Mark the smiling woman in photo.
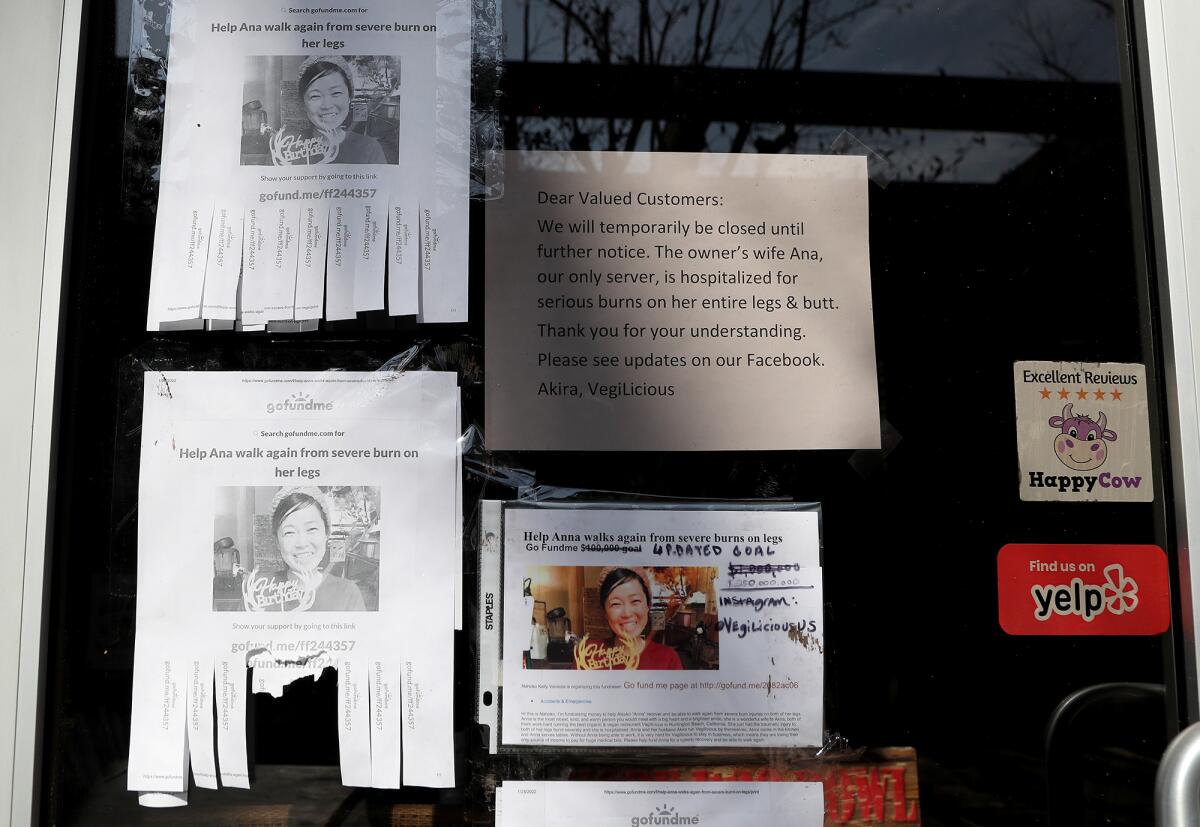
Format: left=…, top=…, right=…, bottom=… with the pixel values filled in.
left=270, top=487, right=366, bottom=611
left=292, top=55, right=387, bottom=165
left=573, top=567, right=682, bottom=670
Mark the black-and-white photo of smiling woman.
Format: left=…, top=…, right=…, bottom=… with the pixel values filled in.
left=294, top=55, right=387, bottom=165
left=241, top=54, right=397, bottom=166
left=266, top=487, right=366, bottom=611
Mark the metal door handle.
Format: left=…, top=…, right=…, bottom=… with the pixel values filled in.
left=1156, top=721, right=1200, bottom=825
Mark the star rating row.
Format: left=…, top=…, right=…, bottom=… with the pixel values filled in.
left=1039, top=387, right=1124, bottom=401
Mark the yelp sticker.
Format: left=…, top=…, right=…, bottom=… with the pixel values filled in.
left=998, top=544, right=1169, bottom=635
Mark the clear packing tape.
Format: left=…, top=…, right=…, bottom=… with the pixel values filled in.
left=124, top=343, right=474, bottom=805
left=127, top=0, right=502, bottom=330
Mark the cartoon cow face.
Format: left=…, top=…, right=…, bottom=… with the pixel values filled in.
left=1048, top=403, right=1117, bottom=471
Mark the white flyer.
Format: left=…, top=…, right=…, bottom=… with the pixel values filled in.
left=146, top=0, right=469, bottom=329
left=491, top=506, right=824, bottom=750
left=496, top=781, right=824, bottom=827
left=129, top=370, right=459, bottom=800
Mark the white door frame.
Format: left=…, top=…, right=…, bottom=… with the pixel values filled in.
left=1139, top=0, right=1200, bottom=723
left=0, top=0, right=82, bottom=823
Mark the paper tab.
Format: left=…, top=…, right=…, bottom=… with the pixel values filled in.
left=262, top=204, right=301, bottom=321
left=369, top=658, right=403, bottom=788
left=354, top=200, right=387, bottom=312
left=201, top=205, right=243, bottom=321
left=388, top=198, right=418, bottom=315
left=187, top=658, right=218, bottom=789
left=127, top=655, right=188, bottom=792
left=338, top=656, right=373, bottom=787
left=295, top=203, right=329, bottom=320
left=216, top=657, right=250, bottom=789
left=327, top=202, right=360, bottom=321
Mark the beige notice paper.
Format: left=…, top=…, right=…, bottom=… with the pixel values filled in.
left=485, top=150, right=880, bottom=451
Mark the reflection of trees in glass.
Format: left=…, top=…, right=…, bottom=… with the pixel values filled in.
left=995, top=0, right=1114, bottom=82
left=513, top=0, right=901, bottom=153
left=123, top=0, right=174, bottom=218
left=516, top=0, right=894, bottom=68
left=510, top=0, right=1118, bottom=182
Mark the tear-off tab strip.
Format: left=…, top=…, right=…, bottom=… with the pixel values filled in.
left=295, top=202, right=329, bottom=320
left=387, top=197, right=418, bottom=315
left=127, top=655, right=188, bottom=793
left=369, top=658, right=403, bottom=788
left=240, top=205, right=269, bottom=327
left=215, top=656, right=250, bottom=789
left=338, top=655, right=373, bottom=787
left=354, top=199, right=387, bottom=312
left=263, top=203, right=302, bottom=321
left=151, top=200, right=215, bottom=325
left=200, top=204, right=242, bottom=321
left=187, top=657, right=218, bottom=789
left=326, top=202, right=360, bottom=321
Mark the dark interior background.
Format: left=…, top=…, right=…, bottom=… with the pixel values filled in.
left=37, top=0, right=1179, bottom=824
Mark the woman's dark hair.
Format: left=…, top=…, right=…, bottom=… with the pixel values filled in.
left=298, top=60, right=353, bottom=105
left=598, top=568, right=651, bottom=608
left=271, top=492, right=330, bottom=537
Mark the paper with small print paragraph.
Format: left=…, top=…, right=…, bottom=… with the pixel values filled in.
left=495, top=505, right=823, bottom=750
left=485, top=150, right=879, bottom=451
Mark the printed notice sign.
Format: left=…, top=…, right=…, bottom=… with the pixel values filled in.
left=485, top=151, right=880, bottom=451
left=1014, top=361, right=1153, bottom=502
left=997, top=544, right=1170, bottom=635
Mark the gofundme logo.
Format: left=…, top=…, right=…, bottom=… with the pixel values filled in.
left=631, top=806, right=700, bottom=826
left=266, top=392, right=334, bottom=414
left=1032, top=564, right=1139, bottom=622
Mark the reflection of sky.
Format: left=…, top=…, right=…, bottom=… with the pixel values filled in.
left=806, top=0, right=1118, bottom=80
left=505, top=0, right=1119, bottom=82
left=506, top=0, right=1123, bottom=180
left=518, top=118, right=1044, bottom=182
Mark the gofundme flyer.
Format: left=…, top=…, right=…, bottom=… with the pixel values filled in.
left=147, top=0, right=469, bottom=330
left=496, top=781, right=823, bottom=827
left=128, top=371, right=459, bottom=800
left=490, top=506, right=823, bottom=749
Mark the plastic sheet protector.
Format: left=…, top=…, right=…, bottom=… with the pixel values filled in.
left=496, top=781, right=824, bottom=826
left=146, top=0, right=469, bottom=330
left=128, top=370, right=460, bottom=802
left=479, top=504, right=824, bottom=751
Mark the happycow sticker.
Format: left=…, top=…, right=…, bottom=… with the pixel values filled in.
left=1014, top=361, right=1153, bottom=502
